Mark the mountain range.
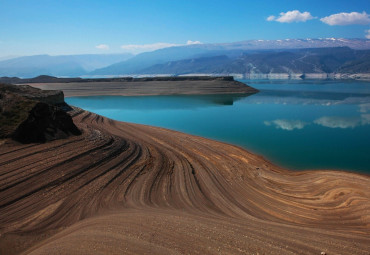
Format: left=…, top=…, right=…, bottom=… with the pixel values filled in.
left=1, top=38, right=369, bottom=78
left=138, top=47, right=370, bottom=76
left=0, top=53, right=132, bottom=78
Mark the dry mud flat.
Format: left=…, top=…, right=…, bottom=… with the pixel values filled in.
left=26, top=79, right=258, bottom=97
left=0, top=109, right=370, bottom=254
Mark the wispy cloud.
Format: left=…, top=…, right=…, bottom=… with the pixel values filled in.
left=120, top=40, right=202, bottom=54
left=264, top=119, right=308, bottom=131
left=365, top=29, right=370, bottom=39
left=95, top=44, right=110, bottom=50
left=267, top=10, right=314, bottom=23
left=320, top=11, right=370, bottom=25
left=186, top=40, right=202, bottom=45
left=120, top=42, right=178, bottom=52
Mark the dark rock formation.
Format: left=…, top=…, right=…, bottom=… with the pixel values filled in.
left=12, top=102, right=81, bottom=143
left=0, top=83, right=65, bottom=104
left=0, top=83, right=80, bottom=143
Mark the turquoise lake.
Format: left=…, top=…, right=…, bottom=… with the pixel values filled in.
left=66, top=80, right=370, bottom=173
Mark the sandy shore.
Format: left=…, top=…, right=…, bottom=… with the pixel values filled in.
left=25, top=80, right=258, bottom=97
left=0, top=107, right=369, bottom=254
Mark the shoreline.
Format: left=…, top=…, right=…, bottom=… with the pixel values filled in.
left=33, top=80, right=370, bottom=174
left=119, top=116, right=370, bottom=177
left=25, top=79, right=258, bottom=97
left=1, top=107, right=369, bottom=254
left=71, top=110, right=370, bottom=176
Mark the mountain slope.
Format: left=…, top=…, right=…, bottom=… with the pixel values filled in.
left=92, top=38, right=370, bottom=76
left=0, top=54, right=133, bottom=78
left=91, top=46, right=211, bottom=75
left=1, top=39, right=369, bottom=77
left=138, top=47, right=370, bottom=75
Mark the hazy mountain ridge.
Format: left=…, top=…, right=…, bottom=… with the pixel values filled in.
left=0, top=53, right=133, bottom=78
left=90, top=46, right=211, bottom=75
left=202, top=38, right=370, bottom=50
left=91, top=38, right=370, bottom=76
left=137, top=47, right=370, bottom=76
left=0, top=39, right=369, bottom=78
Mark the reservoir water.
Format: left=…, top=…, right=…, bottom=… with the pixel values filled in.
left=66, top=80, right=370, bottom=173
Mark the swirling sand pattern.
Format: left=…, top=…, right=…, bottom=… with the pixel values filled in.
left=0, top=108, right=369, bottom=254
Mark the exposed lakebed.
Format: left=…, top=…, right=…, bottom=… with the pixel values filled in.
left=66, top=80, right=370, bottom=173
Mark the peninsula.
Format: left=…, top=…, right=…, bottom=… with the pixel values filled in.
left=0, top=82, right=369, bottom=255
left=1, top=75, right=259, bottom=97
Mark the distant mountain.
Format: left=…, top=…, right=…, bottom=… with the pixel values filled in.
left=138, top=55, right=232, bottom=75
left=0, top=53, right=133, bottom=78
left=336, top=50, right=370, bottom=73
left=197, top=38, right=370, bottom=51
left=1, top=39, right=369, bottom=78
left=0, top=55, right=20, bottom=61
left=91, top=46, right=211, bottom=75
left=91, top=38, right=370, bottom=76
left=138, top=47, right=370, bottom=76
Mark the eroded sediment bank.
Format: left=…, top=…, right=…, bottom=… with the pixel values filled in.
left=20, top=76, right=258, bottom=97
left=0, top=107, right=369, bottom=254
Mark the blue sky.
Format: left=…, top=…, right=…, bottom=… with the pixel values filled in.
left=0, top=0, right=369, bottom=57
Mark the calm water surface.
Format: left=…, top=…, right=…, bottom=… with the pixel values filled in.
left=66, top=80, right=370, bottom=173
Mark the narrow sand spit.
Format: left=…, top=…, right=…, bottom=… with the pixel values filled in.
left=0, top=108, right=369, bottom=254
left=25, top=79, right=258, bottom=97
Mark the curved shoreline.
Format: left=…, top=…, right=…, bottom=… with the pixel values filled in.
left=1, top=107, right=369, bottom=254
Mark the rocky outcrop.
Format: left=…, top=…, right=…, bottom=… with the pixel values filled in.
left=0, top=83, right=80, bottom=143
left=12, top=102, right=81, bottom=143
left=0, top=83, right=65, bottom=104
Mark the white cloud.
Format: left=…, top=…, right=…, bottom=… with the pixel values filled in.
left=320, top=11, right=370, bottom=26
left=120, top=42, right=178, bottom=52
left=267, top=10, right=314, bottom=23
left=120, top=40, right=202, bottom=54
left=264, top=119, right=308, bottom=131
left=365, top=29, right=370, bottom=39
left=187, top=40, right=202, bottom=45
left=96, top=44, right=110, bottom=50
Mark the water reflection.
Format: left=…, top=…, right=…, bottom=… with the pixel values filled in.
left=245, top=90, right=370, bottom=106
left=264, top=119, right=308, bottom=131
left=68, top=93, right=252, bottom=110
left=359, top=103, right=370, bottom=113
left=66, top=81, right=370, bottom=172
left=314, top=116, right=360, bottom=129
left=314, top=114, right=370, bottom=129
left=265, top=115, right=370, bottom=131
left=242, top=79, right=370, bottom=107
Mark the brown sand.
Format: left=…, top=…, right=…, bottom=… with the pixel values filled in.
left=0, top=108, right=370, bottom=254
left=25, top=80, right=258, bottom=97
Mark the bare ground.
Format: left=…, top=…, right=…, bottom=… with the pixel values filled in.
left=25, top=80, right=258, bottom=97
left=0, top=108, right=369, bottom=254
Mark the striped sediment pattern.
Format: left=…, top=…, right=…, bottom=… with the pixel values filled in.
left=0, top=108, right=369, bottom=254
